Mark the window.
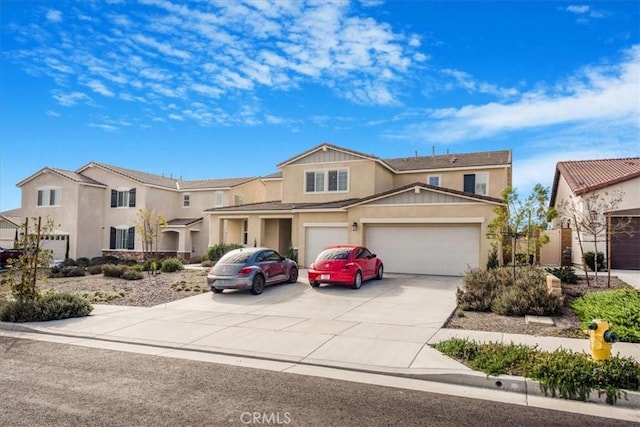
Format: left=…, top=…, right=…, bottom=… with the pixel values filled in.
left=109, top=226, right=135, bottom=250
left=242, top=220, right=248, bottom=245
left=355, top=248, right=372, bottom=259
left=214, top=191, right=224, bottom=207
left=37, top=187, right=61, bottom=206
left=183, top=193, right=190, bottom=207
left=110, top=188, right=136, bottom=208
left=234, top=194, right=244, bottom=206
left=305, top=169, right=348, bottom=193
left=427, top=175, right=440, bottom=187
left=463, top=173, right=488, bottom=196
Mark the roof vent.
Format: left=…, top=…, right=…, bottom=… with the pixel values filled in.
left=449, top=155, right=457, bottom=164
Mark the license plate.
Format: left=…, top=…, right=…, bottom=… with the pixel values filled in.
left=320, top=274, right=330, bottom=280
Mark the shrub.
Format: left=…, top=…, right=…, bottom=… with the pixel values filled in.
left=206, top=243, right=243, bottom=262
left=492, top=267, right=562, bottom=316
left=90, top=256, right=120, bottom=266
left=62, top=258, right=77, bottom=267
left=87, top=265, right=103, bottom=275
left=434, top=338, right=640, bottom=405
left=486, top=248, right=499, bottom=270
left=76, top=257, right=91, bottom=269
left=572, top=288, right=640, bottom=343
left=48, top=266, right=86, bottom=278
left=456, top=268, right=506, bottom=312
left=189, top=256, right=203, bottom=264
left=0, top=292, right=93, bottom=322
left=131, top=264, right=144, bottom=272
left=545, top=266, right=578, bottom=284
left=161, top=257, right=184, bottom=272
left=285, top=247, right=298, bottom=264
left=121, top=268, right=143, bottom=280
left=584, top=251, right=605, bottom=272
left=77, top=290, right=122, bottom=304
left=102, top=264, right=126, bottom=278
left=201, top=260, right=214, bottom=268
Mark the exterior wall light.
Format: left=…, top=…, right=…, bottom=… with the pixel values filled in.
left=352, top=222, right=358, bottom=231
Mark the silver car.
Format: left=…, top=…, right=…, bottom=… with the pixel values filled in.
left=207, top=247, right=299, bottom=295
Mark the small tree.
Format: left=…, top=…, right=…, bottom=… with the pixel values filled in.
left=558, top=189, right=632, bottom=287
left=1, top=217, right=54, bottom=302
left=134, top=208, right=167, bottom=260
left=487, top=185, right=556, bottom=273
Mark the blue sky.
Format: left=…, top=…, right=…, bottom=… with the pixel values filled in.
left=1, top=0, right=638, bottom=211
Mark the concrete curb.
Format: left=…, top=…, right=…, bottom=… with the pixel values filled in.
left=2, top=320, right=638, bottom=410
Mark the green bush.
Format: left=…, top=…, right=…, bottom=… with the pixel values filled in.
left=189, top=256, right=203, bottom=264
left=434, top=338, right=640, bottom=405
left=206, top=243, right=243, bottom=262
left=0, top=292, right=93, bottom=322
left=486, top=248, right=499, bottom=270
left=584, top=251, right=605, bottom=271
left=572, top=288, right=640, bottom=343
left=201, top=260, right=214, bottom=268
left=102, top=264, right=126, bottom=278
left=121, top=268, right=143, bottom=280
left=161, top=257, right=184, bottom=272
left=90, top=256, right=120, bottom=266
left=62, top=258, right=77, bottom=267
left=456, top=268, right=507, bottom=312
left=76, top=257, right=91, bottom=269
left=77, top=290, right=122, bottom=304
left=49, top=266, right=86, bottom=278
left=87, top=265, right=103, bottom=275
left=545, top=266, right=578, bottom=284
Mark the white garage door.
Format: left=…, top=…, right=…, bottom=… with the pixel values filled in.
left=40, top=235, right=68, bottom=261
left=305, top=226, right=348, bottom=267
left=365, top=225, right=480, bottom=276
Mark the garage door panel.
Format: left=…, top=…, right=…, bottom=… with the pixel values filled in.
left=305, top=227, right=348, bottom=268
left=366, top=225, right=479, bottom=276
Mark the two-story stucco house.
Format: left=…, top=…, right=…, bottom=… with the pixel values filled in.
left=17, top=163, right=265, bottom=261
left=206, top=143, right=511, bottom=275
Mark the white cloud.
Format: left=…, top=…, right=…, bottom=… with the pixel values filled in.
left=86, top=80, right=114, bottom=97
left=52, top=91, right=91, bottom=106
left=46, top=110, right=60, bottom=117
left=87, top=123, right=117, bottom=131
left=46, top=10, right=63, bottom=23
left=566, top=5, right=589, bottom=14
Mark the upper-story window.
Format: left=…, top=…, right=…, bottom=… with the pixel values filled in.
left=427, top=175, right=440, bottom=187
left=110, top=188, right=136, bottom=208
left=109, top=226, right=135, bottom=250
left=214, top=191, right=224, bottom=207
left=305, top=169, right=348, bottom=193
left=183, top=193, right=190, bottom=207
left=37, top=187, right=61, bottom=207
left=463, top=173, right=488, bottom=196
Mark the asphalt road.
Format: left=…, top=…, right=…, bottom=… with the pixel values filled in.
left=0, top=336, right=633, bottom=427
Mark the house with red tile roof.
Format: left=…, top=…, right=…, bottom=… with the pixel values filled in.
left=550, top=158, right=640, bottom=270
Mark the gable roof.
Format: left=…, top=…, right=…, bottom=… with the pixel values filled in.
left=277, top=142, right=382, bottom=168
left=550, top=158, right=640, bottom=205
left=77, top=162, right=259, bottom=191
left=17, top=167, right=106, bottom=188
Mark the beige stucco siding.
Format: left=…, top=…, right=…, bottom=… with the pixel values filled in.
left=230, top=179, right=266, bottom=205
left=281, top=160, right=379, bottom=203
left=264, top=179, right=283, bottom=201
left=393, top=167, right=510, bottom=199
left=75, top=185, right=105, bottom=258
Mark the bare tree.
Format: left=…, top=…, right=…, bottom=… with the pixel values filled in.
left=134, top=208, right=167, bottom=261
left=557, top=190, right=633, bottom=287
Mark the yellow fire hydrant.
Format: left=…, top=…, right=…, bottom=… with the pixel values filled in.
left=585, top=319, right=618, bottom=361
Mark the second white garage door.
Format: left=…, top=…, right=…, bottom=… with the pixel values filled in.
left=305, top=226, right=348, bottom=267
left=365, top=225, right=480, bottom=276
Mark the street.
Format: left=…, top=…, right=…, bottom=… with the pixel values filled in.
left=0, top=336, right=634, bottom=427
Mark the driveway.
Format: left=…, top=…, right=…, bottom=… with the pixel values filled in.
left=4, top=271, right=466, bottom=372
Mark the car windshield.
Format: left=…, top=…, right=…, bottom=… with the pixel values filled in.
left=316, top=249, right=351, bottom=261
left=220, top=252, right=252, bottom=264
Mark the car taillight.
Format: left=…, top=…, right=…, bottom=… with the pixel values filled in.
left=208, top=267, right=215, bottom=274
left=342, top=263, right=355, bottom=270
left=309, top=263, right=315, bottom=269
left=238, top=267, right=253, bottom=275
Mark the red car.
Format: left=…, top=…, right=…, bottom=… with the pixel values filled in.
left=307, top=245, right=383, bottom=289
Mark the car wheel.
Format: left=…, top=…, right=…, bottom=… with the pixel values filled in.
left=376, top=264, right=384, bottom=280
left=212, top=288, right=223, bottom=294
left=310, top=281, right=320, bottom=288
left=352, top=271, right=362, bottom=289
left=250, top=274, right=265, bottom=295
left=288, top=267, right=299, bottom=283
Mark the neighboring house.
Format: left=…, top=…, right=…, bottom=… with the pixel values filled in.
left=0, top=209, right=21, bottom=249
left=17, top=163, right=264, bottom=261
left=549, top=158, right=640, bottom=270
left=206, top=143, right=511, bottom=275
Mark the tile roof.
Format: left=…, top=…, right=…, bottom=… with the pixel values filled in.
left=551, top=158, right=640, bottom=205
left=277, top=142, right=381, bottom=167
left=166, top=218, right=203, bottom=226
left=49, top=168, right=106, bottom=186
left=384, top=150, right=511, bottom=171
left=180, top=177, right=258, bottom=190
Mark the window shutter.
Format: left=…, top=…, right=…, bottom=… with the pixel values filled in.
left=109, top=227, right=116, bottom=249
left=111, top=190, right=117, bottom=207
left=127, top=227, right=135, bottom=250
left=129, top=188, right=136, bottom=207
left=37, top=190, right=44, bottom=206
left=305, top=172, right=315, bottom=192
left=463, top=174, right=475, bottom=193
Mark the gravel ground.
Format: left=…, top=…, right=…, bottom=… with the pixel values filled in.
left=0, top=268, right=210, bottom=307
left=445, top=275, right=633, bottom=337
